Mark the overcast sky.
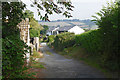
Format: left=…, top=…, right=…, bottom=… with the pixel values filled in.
left=21, top=0, right=115, bottom=21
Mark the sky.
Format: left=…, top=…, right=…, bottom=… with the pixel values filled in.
left=21, top=0, right=115, bottom=21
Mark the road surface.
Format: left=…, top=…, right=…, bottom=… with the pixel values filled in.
left=37, top=42, right=105, bottom=78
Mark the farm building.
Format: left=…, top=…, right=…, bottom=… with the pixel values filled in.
left=47, top=25, right=85, bottom=35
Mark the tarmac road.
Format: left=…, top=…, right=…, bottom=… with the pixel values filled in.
left=38, top=42, right=105, bottom=78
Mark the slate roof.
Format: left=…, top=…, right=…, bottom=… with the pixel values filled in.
left=48, top=26, right=58, bottom=31
left=57, top=26, right=74, bottom=31
left=47, top=26, right=76, bottom=32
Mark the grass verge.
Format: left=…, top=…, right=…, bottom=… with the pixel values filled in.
left=31, top=61, right=45, bottom=69
left=45, top=50, right=53, bottom=56
left=30, top=55, right=45, bottom=69
left=32, top=49, right=44, bottom=58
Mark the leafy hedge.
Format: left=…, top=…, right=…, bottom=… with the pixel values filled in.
left=48, top=35, right=55, bottom=44
left=2, top=34, right=30, bottom=78
left=30, top=29, right=39, bottom=38
left=51, top=29, right=119, bottom=71
left=52, top=32, right=75, bottom=51
left=2, top=2, right=32, bottom=78
left=76, top=29, right=119, bottom=71
left=92, top=1, right=120, bottom=71
left=50, top=1, right=119, bottom=72
left=75, top=29, right=103, bottom=55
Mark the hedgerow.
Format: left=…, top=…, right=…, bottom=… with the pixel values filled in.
left=2, top=33, right=30, bottom=78
left=75, top=29, right=103, bottom=55
left=51, top=1, right=120, bottom=72
left=52, top=32, right=75, bottom=51
left=48, top=35, right=55, bottom=44
left=2, top=2, right=31, bottom=78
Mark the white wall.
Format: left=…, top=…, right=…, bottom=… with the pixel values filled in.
left=47, top=31, right=52, bottom=36
left=34, top=37, right=39, bottom=51
left=68, top=26, right=85, bottom=35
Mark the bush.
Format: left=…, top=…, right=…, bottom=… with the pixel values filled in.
left=30, top=29, right=39, bottom=38
left=53, top=32, right=75, bottom=51
left=75, top=28, right=119, bottom=71
left=75, top=29, right=103, bottom=55
left=48, top=35, right=55, bottom=44
left=2, top=34, right=30, bottom=78
left=50, top=1, right=120, bottom=72
left=92, top=1, right=120, bottom=71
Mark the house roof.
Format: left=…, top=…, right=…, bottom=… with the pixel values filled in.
left=57, top=26, right=74, bottom=31
left=48, top=26, right=58, bottom=31
left=48, top=25, right=86, bottom=32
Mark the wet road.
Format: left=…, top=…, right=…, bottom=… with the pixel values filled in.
left=38, top=42, right=105, bottom=78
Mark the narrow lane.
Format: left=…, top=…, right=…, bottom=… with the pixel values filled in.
left=38, top=42, right=105, bottom=78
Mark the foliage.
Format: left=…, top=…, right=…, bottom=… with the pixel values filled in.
left=48, top=35, right=55, bottom=44
left=2, top=34, right=30, bottom=78
left=30, top=17, right=43, bottom=30
left=30, top=0, right=74, bottom=21
left=42, top=36, right=48, bottom=42
left=30, top=59, right=45, bottom=69
left=30, top=29, right=39, bottom=37
left=75, top=30, right=103, bottom=55
left=2, top=0, right=74, bottom=78
left=32, top=48, right=43, bottom=58
left=31, top=62, right=45, bottom=68
left=92, top=1, right=120, bottom=71
left=23, top=10, right=43, bottom=38
left=40, top=25, right=48, bottom=35
left=2, top=2, right=31, bottom=78
left=45, top=50, right=53, bottom=55
left=50, top=1, right=119, bottom=73
left=23, top=10, right=34, bottom=19
left=52, top=32, right=75, bottom=51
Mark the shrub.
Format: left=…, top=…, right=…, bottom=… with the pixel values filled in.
left=53, top=32, right=75, bottom=51
left=2, top=34, right=30, bottom=78
left=75, top=29, right=103, bottom=55
left=48, top=35, right=55, bottom=44
left=92, top=1, right=120, bottom=71
left=30, top=29, right=39, bottom=38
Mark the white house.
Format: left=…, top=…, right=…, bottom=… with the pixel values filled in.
left=47, top=25, right=85, bottom=36
left=46, top=26, right=59, bottom=36
left=57, top=25, right=85, bottom=35
left=68, top=26, right=85, bottom=35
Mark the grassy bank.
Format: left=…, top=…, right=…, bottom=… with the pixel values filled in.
left=28, top=48, right=45, bottom=78
left=31, top=48, right=44, bottom=58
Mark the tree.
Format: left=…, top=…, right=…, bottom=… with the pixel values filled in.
left=92, top=1, right=120, bottom=71
left=23, top=10, right=34, bottom=19
left=30, top=29, right=39, bottom=37
left=23, top=10, right=43, bottom=37
left=2, top=0, right=74, bottom=78
left=29, top=0, right=74, bottom=21
left=40, top=25, right=49, bottom=35
left=2, top=2, right=29, bottom=78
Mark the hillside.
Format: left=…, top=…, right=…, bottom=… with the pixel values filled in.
left=38, top=19, right=98, bottom=30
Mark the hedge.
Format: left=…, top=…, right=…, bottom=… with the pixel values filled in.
left=52, top=32, right=75, bottom=51
left=75, top=29, right=103, bottom=55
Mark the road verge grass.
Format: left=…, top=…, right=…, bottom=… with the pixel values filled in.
left=45, top=50, right=53, bottom=56
left=31, top=48, right=44, bottom=58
